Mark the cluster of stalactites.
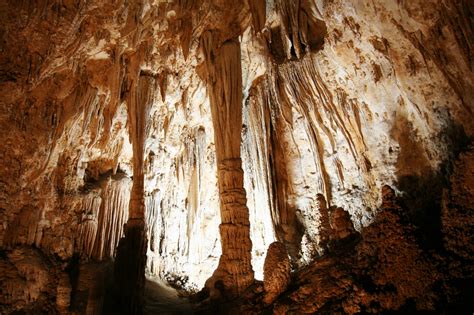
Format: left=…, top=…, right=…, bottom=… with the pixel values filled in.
left=75, top=176, right=132, bottom=261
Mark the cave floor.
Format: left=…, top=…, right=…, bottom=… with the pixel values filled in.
left=144, top=277, right=193, bottom=315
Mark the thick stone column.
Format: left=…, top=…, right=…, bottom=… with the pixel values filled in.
left=202, top=33, right=254, bottom=296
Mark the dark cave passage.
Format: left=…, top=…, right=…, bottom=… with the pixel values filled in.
left=144, top=277, right=193, bottom=315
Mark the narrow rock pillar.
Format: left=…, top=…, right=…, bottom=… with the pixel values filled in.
left=202, top=33, right=254, bottom=296
left=114, top=61, right=152, bottom=314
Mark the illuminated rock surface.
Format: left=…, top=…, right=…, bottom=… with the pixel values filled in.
left=0, top=0, right=472, bottom=314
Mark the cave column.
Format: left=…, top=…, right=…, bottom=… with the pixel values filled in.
left=114, top=50, right=151, bottom=315
left=202, top=33, right=254, bottom=295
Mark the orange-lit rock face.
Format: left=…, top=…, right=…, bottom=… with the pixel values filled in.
left=263, top=241, right=291, bottom=305
left=0, top=0, right=473, bottom=313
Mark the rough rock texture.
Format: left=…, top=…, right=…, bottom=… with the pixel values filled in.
left=262, top=241, right=291, bottom=305
left=0, top=247, right=57, bottom=314
left=315, top=194, right=331, bottom=255
left=438, top=145, right=474, bottom=310
left=0, top=0, right=473, bottom=313
left=329, top=206, right=357, bottom=244
left=197, top=179, right=472, bottom=314
left=70, top=261, right=113, bottom=315
left=442, top=146, right=474, bottom=263
left=201, top=36, right=254, bottom=296
left=235, top=186, right=439, bottom=314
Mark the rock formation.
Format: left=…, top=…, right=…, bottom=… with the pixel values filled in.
left=315, top=193, right=331, bottom=254
left=114, top=54, right=153, bottom=315
left=0, top=0, right=473, bottom=314
left=262, top=242, right=291, bottom=305
left=269, top=186, right=437, bottom=314
left=329, top=206, right=357, bottom=243
left=201, top=35, right=254, bottom=296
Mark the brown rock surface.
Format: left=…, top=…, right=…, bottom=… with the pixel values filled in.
left=329, top=206, right=356, bottom=243
left=270, top=186, right=437, bottom=314
left=263, top=241, right=291, bottom=305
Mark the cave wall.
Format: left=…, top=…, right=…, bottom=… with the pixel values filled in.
left=0, top=0, right=472, bottom=312
left=240, top=0, right=473, bottom=265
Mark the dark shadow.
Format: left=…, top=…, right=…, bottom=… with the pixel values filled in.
left=266, top=13, right=327, bottom=64
left=392, top=114, right=471, bottom=251
left=143, top=278, right=193, bottom=315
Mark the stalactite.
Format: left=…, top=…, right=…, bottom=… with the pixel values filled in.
left=89, top=175, right=132, bottom=261
left=275, top=0, right=303, bottom=59
left=74, top=172, right=133, bottom=263
left=269, top=0, right=326, bottom=62
left=144, top=120, right=221, bottom=289
left=242, top=81, right=277, bottom=278
left=1, top=0, right=473, bottom=313
left=201, top=32, right=254, bottom=296
left=145, top=190, right=164, bottom=281
left=249, top=0, right=266, bottom=32
left=4, top=206, right=42, bottom=249
left=177, top=0, right=197, bottom=60
left=76, top=194, right=101, bottom=258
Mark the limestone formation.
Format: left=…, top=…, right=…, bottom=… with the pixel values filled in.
left=263, top=242, right=291, bottom=305
left=115, top=219, right=148, bottom=315
left=269, top=186, right=436, bottom=314
left=442, top=147, right=474, bottom=262
left=56, top=273, right=72, bottom=314
left=440, top=146, right=474, bottom=306
left=201, top=36, right=254, bottom=295
left=329, top=207, right=357, bottom=242
left=316, top=193, right=331, bottom=254
left=74, top=176, right=132, bottom=261
left=77, top=212, right=98, bottom=259
left=114, top=60, right=154, bottom=314
left=0, top=0, right=473, bottom=313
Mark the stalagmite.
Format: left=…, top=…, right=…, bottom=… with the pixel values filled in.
left=316, top=193, right=331, bottom=254
left=329, top=207, right=356, bottom=243
left=201, top=34, right=254, bottom=296
left=263, top=241, right=291, bottom=305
